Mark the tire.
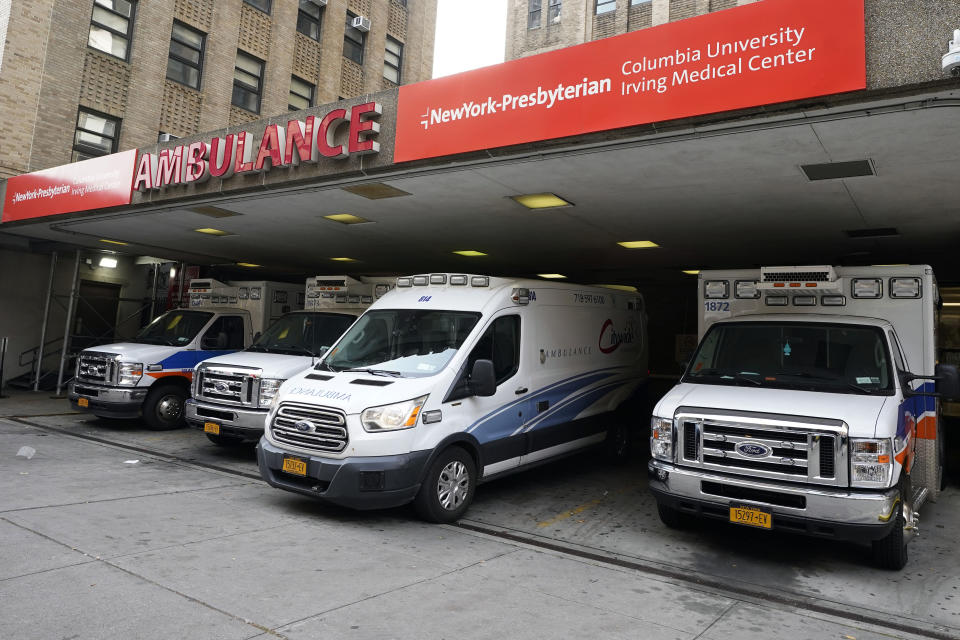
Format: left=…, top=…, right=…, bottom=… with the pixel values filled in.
left=206, top=433, right=244, bottom=447
left=605, top=419, right=634, bottom=463
left=142, top=384, right=187, bottom=431
left=413, top=446, right=476, bottom=524
left=872, top=477, right=910, bottom=571
left=656, top=501, right=694, bottom=530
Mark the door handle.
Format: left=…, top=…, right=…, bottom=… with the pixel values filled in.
left=515, top=387, right=528, bottom=395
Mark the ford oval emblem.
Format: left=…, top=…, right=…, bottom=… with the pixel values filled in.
left=294, top=420, right=314, bottom=433
left=735, top=442, right=772, bottom=458
left=214, top=381, right=228, bottom=393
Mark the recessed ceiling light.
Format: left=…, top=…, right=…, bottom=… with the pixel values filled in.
left=324, top=214, right=371, bottom=225
left=537, top=273, right=566, bottom=279
left=99, top=239, right=127, bottom=246
left=510, top=193, right=573, bottom=209
left=330, top=257, right=358, bottom=262
left=598, top=284, right=638, bottom=292
left=236, top=262, right=260, bottom=268
left=682, top=270, right=701, bottom=275
left=194, top=228, right=233, bottom=236
left=453, top=250, right=487, bottom=257
left=618, top=240, right=659, bottom=249
left=341, top=183, right=411, bottom=199
left=99, top=257, right=118, bottom=268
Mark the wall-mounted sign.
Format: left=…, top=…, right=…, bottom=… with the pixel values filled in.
left=1, top=150, right=138, bottom=223
left=134, top=102, right=382, bottom=191
left=394, top=0, right=865, bottom=162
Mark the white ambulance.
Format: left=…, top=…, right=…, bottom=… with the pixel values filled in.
left=257, top=274, right=648, bottom=522
left=649, top=265, right=959, bottom=570
left=186, top=276, right=393, bottom=445
left=68, top=278, right=301, bottom=430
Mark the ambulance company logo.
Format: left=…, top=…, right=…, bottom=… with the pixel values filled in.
left=598, top=319, right=636, bottom=354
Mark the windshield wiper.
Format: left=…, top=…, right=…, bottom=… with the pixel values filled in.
left=344, top=367, right=404, bottom=377
left=246, top=345, right=269, bottom=352
left=691, top=368, right=762, bottom=386
left=773, top=372, right=879, bottom=395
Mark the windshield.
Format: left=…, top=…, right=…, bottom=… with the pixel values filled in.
left=134, top=310, right=213, bottom=346
left=249, top=313, right=355, bottom=356
left=684, top=322, right=894, bottom=395
left=322, top=309, right=481, bottom=377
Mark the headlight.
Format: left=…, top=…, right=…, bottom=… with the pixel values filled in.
left=850, top=438, right=893, bottom=487
left=118, top=362, right=143, bottom=386
left=258, top=378, right=285, bottom=408
left=361, top=396, right=428, bottom=432
left=650, top=416, right=674, bottom=462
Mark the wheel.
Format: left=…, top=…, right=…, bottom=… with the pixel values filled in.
left=872, top=477, right=910, bottom=571
left=413, top=446, right=476, bottom=523
left=605, top=419, right=634, bottom=463
left=656, top=501, right=694, bottom=530
left=142, top=384, right=187, bottom=430
left=206, top=433, right=244, bottom=446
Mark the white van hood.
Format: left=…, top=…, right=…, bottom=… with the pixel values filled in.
left=655, top=383, right=889, bottom=439
left=278, top=367, right=441, bottom=415
left=84, top=343, right=178, bottom=364
left=200, top=350, right=314, bottom=380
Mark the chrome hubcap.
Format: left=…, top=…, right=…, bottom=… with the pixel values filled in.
left=157, top=395, right=183, bottom=421
left=437, top=460, right=469, bottom=510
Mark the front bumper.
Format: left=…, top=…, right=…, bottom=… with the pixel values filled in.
left=68, top=381, right=147, bottom=419
left=257, top=438, right=430, bottom=510
left=648, top=460, right=899, bottom=541
left=185, top=399, right=267, bottom=440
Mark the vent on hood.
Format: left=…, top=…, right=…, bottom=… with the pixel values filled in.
left=305, top=374, right=333, bottom=381
left=350, top=379, right=394, bottom=386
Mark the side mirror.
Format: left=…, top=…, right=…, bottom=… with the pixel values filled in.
left=318, top=346, right=330, bottom=356
left=469, top=359, right=497, bottom=397
left=936, top=363, right=960, bottom=401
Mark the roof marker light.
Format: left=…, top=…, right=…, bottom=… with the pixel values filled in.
left=396, top=277, right=413, bottom=287
left=449, top=275, right=468, bottom=286
left=412, top=275, right=429, bottom=286
left=471, top=276, right=490, bottom=287
left=735, top=281, right=760, bottom=299
left=765, top=295, right=788, bottom=306
left=822, top=295, right=846, bottom=306
left=430, top=274, right=447, bottom=285
left=793, top=295, right=817, bottom=306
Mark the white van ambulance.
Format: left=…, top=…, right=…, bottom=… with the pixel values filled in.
left=257, top=274, right=648, bottom=522
left=68, top=278, right=301, bottom=430
left=649, top=265, right=959, bottom=569
left=186, top=276, right=393, bottom=445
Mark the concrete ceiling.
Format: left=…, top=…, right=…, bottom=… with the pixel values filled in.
left=5, top=88, right=960, bottom=285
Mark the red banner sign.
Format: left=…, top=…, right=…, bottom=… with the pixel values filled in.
left=395, top=0, right=865, bottom=162
left=2, top=150, right=138, bottom=223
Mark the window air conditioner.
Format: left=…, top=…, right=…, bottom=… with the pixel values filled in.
left=158, top=133, right=179, bottom=143
left=308, top=0, right=327, bottom=5
left=351, top=16, right=371, bottom=32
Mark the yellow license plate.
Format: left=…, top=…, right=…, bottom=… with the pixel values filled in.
left=282, top=457, right=307, bottom=476
left=78, top=397, right=89, bottom=408
left=729, top=504, right=772, bottom=529
left=204, top=422, right=220, bottom=435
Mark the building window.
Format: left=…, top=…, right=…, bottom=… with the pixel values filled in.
left=232, top=51, right=264, bottom=113
left=527, top=0, right=541, bottom=29
left=289, top=76, right=315, bottom=111
left=343, top=12, right=365, bottom=64
left=87, top=0, right=135, bottom=60
left=630, top=0, right=651, bottom=4
left=548, top=0, right=562, bottom=23
left=596, top=0, right=616, bottom=14
left=166, top=21, right=204, bottom=89
left=73, top=109, right=120, bottom=162
left=297, top=0, right=323, bottom=41
left=384, top=36, right=403, bottom=84
left=243, top=0, right=271, bottom=14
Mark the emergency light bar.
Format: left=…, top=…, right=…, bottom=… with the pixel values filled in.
left=757, top=266, right=840, bottom=292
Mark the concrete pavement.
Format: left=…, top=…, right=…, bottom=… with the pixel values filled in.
left=0, top=392, right=953, bottom=639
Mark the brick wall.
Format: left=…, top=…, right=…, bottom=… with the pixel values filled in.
left=0, top=0, right=436, bottom=176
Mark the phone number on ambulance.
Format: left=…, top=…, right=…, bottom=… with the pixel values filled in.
left=573, top=294, right=606, bottom=304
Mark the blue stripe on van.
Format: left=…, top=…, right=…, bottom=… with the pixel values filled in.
left=524, top=379, right=637, bottom=433
left=158, top=350, right=237, bottom=371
